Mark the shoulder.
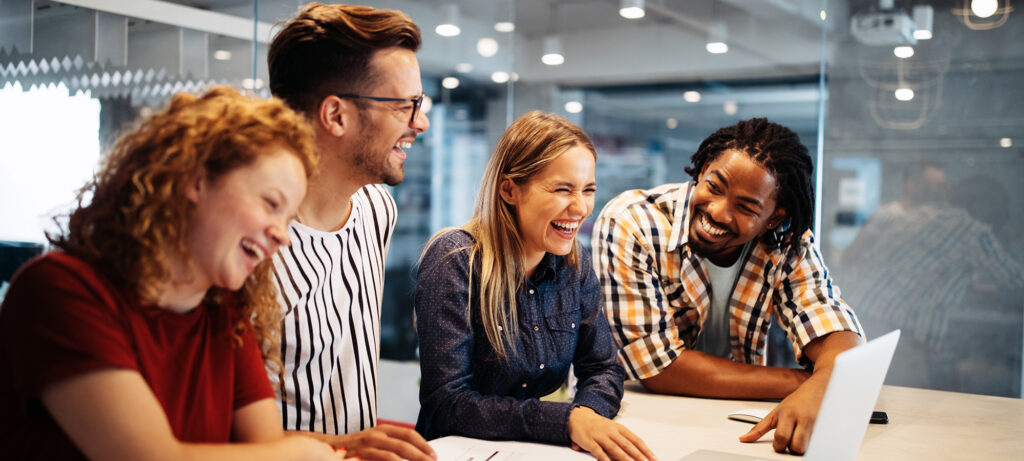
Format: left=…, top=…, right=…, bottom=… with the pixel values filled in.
left=423, top=229, right=474, bottom=261
left=357, top=184, right=397, bottom=209
left=597, top=183, right=686, bottom=225
left=9, top=252, right=111, bottom=295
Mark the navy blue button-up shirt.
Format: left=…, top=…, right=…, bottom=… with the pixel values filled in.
left=415, top=230, right=625, bottom=444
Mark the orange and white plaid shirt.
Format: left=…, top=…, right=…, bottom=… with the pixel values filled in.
left=592, top=182, right=863, bottom=380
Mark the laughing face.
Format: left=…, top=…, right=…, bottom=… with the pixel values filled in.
left=502, top=144, right=597, bottom=273
left=348, top=47, right=429, bottom=186
left=186, top=145, right=307, bottom=291
left=688, top=149, right=786, bottom=266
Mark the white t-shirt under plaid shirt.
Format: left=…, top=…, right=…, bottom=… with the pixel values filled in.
left=592, top=181, right=863, bottom=380
left=269, top=184, right=395, bottom=434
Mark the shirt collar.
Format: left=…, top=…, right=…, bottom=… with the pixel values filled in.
left=529, top=251, right=561, bottom=283
left=668, top=181, right=696, bottom=253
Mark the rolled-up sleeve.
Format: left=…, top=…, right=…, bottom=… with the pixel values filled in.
left=592, top=208, right=684, bottom=381
left=415, top=232, right=573, bottom=443
left=773, top=231, right=864, bottom=366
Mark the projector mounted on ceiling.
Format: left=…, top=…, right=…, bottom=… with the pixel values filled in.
left=851, top=9, right=918, bottom=46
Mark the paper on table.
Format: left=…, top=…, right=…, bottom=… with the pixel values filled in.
left=429, top=435, right=595, bottom=461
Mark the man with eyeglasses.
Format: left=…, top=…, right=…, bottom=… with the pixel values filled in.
left=266, top=3, right=434, bottom=461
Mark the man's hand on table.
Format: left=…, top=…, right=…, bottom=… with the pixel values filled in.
left=737, top=375, right=826, bottom=454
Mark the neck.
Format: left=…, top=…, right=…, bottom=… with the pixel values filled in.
left=300, top=136, right=366, bottom=232
left=152, top=249, right=208, bottom=313
left=523, top=250, right=545, bottom=280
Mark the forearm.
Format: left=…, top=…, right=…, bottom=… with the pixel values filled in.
left=640, top=349, right=810, bottom=399
left=176, top=437, right=326, bottom=461
left=285, top=430, right=339, bottom=446
left=423, top=389, right=573, bottom=443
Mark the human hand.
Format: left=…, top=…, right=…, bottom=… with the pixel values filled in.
left=567, top=406, right=657, bottom=461
left=326, top=424, right=437, bottom=461
left=284, top=435, right=347, bottom=461
left=737, top=378, right=826, bottom=454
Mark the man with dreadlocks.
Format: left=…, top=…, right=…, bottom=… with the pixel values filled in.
left=592, top=118, right=864, bottom=455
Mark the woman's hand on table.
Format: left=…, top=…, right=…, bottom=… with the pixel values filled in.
left=567, top=405, right=657, bottom=461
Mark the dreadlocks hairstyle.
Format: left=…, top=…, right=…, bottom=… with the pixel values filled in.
left=268, top=2, right=422, bottom=115
left=684, top=117, right=814, bottom=253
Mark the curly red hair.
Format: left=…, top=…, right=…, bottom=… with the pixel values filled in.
left=49, top=86, right=317, bottom=373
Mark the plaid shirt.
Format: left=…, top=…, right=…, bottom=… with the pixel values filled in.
left=592, top=182, right=863, bottom=380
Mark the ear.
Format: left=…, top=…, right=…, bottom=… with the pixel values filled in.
left=498, top=177, right=519, bottom=206
left=317, top=96, right=353, bottom=138
left=185, top=173, right=205, bottom=204
left=765, top=208, right=788, bottom=231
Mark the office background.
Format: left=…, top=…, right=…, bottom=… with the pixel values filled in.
left=1, top=0, right=1021, bottom=398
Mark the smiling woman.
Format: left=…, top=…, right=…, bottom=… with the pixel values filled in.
left=414, top=111, right=655, bottom=461
left=0, top=87, right=350, bottom=461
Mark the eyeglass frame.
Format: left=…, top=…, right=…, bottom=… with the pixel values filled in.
left=336, top=93, right=424, bottom=124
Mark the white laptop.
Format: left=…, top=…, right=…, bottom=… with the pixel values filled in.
left=680, top=329, right=901, bottom=461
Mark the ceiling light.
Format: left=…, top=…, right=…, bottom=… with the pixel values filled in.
left=435, top=4, right=461, bottom=37
left=723, top=101, right=738, bottom=115
left=213, top=50, right=232, bottom=61
left=820, top=10, right=827, bottom=21
left=421, top=95, right=433, bottom=114
left=477, top=37, right=499, bottom=57
left=494, top=21, right=515, bottom=32
left=541, top=36, right=564, bottom=66
left=620, top=0, right=645, bottom=19
left=510, top=72, right=520, bottom=82
left=683, top=91, right=701, bottom=103
left=455, top=63, right=473, bottom=73
left=442, top=77, right=460, bottom=89
left=894, top=46, right=914, bottom=58
left=971, top=0, right=998, bottom=18
left=491, top=71, right=510, bottom=83
left=894, top=88, right=914, bottom=101
left=706, top=23, right=728, bottom=54
left=564, top=101, right=583, bottom=113
left=1000, top=137, right=1013, bottom=148
left=913, top=5, right=934, bottom=40
left=666, top=118, right=678, bottom=129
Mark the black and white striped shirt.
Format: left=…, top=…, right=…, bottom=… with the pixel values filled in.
left=269, top=184, right=395, bottom=435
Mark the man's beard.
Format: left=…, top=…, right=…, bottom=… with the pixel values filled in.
left=350, top=127, right=404, bottom=186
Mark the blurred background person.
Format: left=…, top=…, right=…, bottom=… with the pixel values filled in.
left=842, top=161, right=1024, bottom=393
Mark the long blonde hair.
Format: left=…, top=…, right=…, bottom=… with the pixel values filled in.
left=424, top=111, right=596, bottom=359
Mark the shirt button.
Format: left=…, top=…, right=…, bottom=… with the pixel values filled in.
left=533, top=325, right=539, bottom=332
left=522, top=383, right=528, bottom=388
left=539, top=363, right=545, bottom=370
left=571, top=322, right=576, bottom=328
left=529, top=288, right=535, bottom=294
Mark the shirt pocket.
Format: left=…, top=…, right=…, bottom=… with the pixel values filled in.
left=544, top=310, right=582, bottom=353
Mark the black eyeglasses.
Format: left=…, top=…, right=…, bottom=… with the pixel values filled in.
left=336, top=93, right=424, bottom=123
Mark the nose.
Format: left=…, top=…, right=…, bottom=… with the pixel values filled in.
left=705, top=198, right=732, bottom=226
left=411, top=106, right=430, bottom=133
left=268, top=219, right=291, bottom=249
left=569, top=191, right=590, bottom=217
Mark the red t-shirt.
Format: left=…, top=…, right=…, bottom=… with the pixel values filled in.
left=0, top=252, right=275, bottom=460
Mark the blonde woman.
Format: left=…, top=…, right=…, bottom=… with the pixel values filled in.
left=0, top=87, right=343, bottom=460
left=415, top=111, right=655, bottom=461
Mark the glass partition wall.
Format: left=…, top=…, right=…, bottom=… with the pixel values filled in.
left=1, top=0, right=1020, bottom=397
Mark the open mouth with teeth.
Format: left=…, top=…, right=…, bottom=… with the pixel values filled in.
left=695, top=213, right=730, bottom=242
left=240, top=239, right=266, bottom=268
left=550, top=220, right=580, bottom=239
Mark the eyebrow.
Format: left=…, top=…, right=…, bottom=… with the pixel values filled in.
left=550, top=180, right=597, bottom=188
left=711, top=170, right=765, bottom=211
